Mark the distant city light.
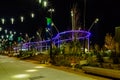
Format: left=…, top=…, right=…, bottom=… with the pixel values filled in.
left=10, top=31, right=12, bottom=34
left=1, top=18, right=5, bottom=24
left=39, top=0, right=42, bottom=3
left=95, top=18, right=99, bottom=23
left=0, top=27, right=2, bottom=31
left=48, top=8, right=55, bottom=13
left=5, top=29, right=7, bottom=34
left=14, top=31, right=16, bottom=34
left=31, top=13, right=35, bottom=18
left=36, top=31, right=40, bottom=36
left=71, top=10, right=73, bottom=17
left=1, top=35, right=4, bottom=39
left=10, top=18, right=14, bottom=24
left=43, top=1, right=47, bottom=7
left=20, top=16, right=24, bottom=22
left=6, top=35, right=9, bottom=38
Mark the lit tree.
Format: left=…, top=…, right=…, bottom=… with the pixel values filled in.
left=104, top=33, right=115, bottom=50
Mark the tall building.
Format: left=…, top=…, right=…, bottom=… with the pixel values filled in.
left=115, top=27, right=120, bottom=43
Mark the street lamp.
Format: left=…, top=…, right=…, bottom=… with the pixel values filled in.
left=31, top=13, right=35, bottom=18
left=4, top=29, right=7, bottom=34
left=10, top=18, right=14, bottom=24
left=20, top=16, right=24, bottom=22
left=88, top=18, right=99, bottom=31
left=48, top=8, right=55, bottom=16
left=1, top=35, right=4, bottom=39
left=14, top=31, right=16, bottom=35
left=39, top=0, right=42, bottom=4
left=43, top=0, right=47, bottom=7
left=0, top=27, right=2, bottom=32
left=39, top=0, right=48, bottom=7
left=9, top=30, right=12, bottom=34
left=1, top=18, right=5, bottom=24
left=6, top=35, right=9, bottom=38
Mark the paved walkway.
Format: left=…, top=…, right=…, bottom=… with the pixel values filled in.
left=0, top=55, right=111, bottom=80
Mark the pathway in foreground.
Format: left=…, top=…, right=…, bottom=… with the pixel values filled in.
left=0, top=55, right=111, bottom=80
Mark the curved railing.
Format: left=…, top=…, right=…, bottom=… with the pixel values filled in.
left=22, top=30, right=91, bottom=51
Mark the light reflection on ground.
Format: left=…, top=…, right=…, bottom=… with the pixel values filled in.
left=25, top=69, right=38, bottom=72
left=34, top=65, right=45, bottom=68
left=12, top=74, right=30, bottom=78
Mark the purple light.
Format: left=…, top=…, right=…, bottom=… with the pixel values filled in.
left=22, top=30, right=91, bottom=49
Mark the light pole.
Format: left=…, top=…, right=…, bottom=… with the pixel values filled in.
left=88, top=18, right=99, bottom=32
left=48, top=8, right=60, bottom=47
left=46, top=28, right=53, bottom=63
left=88, top=18, right=99, bottom=51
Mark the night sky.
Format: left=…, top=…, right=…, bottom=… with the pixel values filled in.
left=0, top=0, right=120, bottom=46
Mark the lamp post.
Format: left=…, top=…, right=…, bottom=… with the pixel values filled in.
left=88, top=18, right=99, bottom=32
left=46, top=28, right=53, bottom=64
left=48, top=8, right=60, bottom=48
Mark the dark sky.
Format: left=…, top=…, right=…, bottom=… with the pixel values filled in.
left=0, top=0, right=120, bottom=45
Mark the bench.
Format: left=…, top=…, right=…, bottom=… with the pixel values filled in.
left=82, top=66, right=120, bottom=79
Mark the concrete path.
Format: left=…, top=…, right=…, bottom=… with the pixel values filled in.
left=0, top=55, right=110, bottom=80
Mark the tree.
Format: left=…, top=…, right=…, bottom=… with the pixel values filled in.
left=104, top=33, right=115, bottom=50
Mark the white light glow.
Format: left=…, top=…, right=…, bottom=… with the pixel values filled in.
left=0, top=27, right=2, bottom=31
left=39, top=0, right=42, bottom=3
left=95, top=18, right=99, bottom=23
left=25, top=69, right=38, bottom=72
left=36, top=32, right=40, bottom=35
left=14, top=31, right=16, bottom=34
left=12, top=74, right=29, bottom=78
left=43, top=1, right=47, bottom=7
left=20, top=16, right=24, bottom=22
left=4, top=29, right=7, bottom=34
left=34, top=66, right=45, bottom=68
left=1, top=35, right=4, bottom=39
left=6, top=35, right=9, bottom=38
left=11, top=18, right=14, bottom=24
left=31, top=13, right=35, bottom=18
left=9, top=31, right=12, bottom=34
left=71, top=10, right=73, bottom=16
left=1, top=18, right=5, bottom=24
